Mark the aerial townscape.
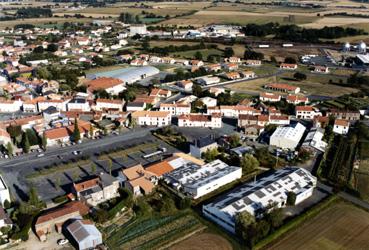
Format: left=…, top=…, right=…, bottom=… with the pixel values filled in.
left=0, top=0, right=369, bottom=250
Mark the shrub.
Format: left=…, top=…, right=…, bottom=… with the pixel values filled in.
left=287, top=191, right=297, bottom=205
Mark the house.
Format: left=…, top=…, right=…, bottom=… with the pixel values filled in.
left=269, top=115, right=290, bottom=125
left=72, top=173, right=120, bottom=206
left=264, top=83, right=300, bottom=94
left=38, top=99, right=70, bottom=112
left=190, top=136, right=218, bottom=158
left=270, top=122, right=306, bottom=150
left=243, top=125, right=264, bottom=141
left=280, top=63, right=297, bottom=70
left=240, top=70, right=255, bottom=79
left=178, top=113, right=222, bottom=128
left=223, top=63, right=238, bottom=71
left=149, top=56, right=162, bottom=63
left=0, top=99, right=22, bottom=113
left=132, top=111, right=171, bottom=127
left=0, top=175, right=10, bottom=206
left=44, top=127, right=70, bottom=146
left=206, top=64, right=222, bottom=72
left=286, top=95, right=308, bottom=105
left=0, top=207, right=12, bottom=234
left=149, top=88, right=171, bottom=98
left=333, top=119, right=349, bottom=135
left=224, top=72, right=241, bottom=80
left=130, top=59, right=148, bottom=66
left=197, top=76, right=220, bottom=86
left=42, top=106, right=60, bottom=122
left=0, top=128, right=11, bottom=146
left=164, top=159, right=242, bottom=199
left=238, top=114, right=269, bottom=128
left=190, top=60, right=204, bottom=67
left=327, top=109, right=360, bottom=121
left=208, top=105, right=260, bottom=118
left=259, top=92, right=281, bottom=102
left=66, top=219, right=102, bottom=250
left=296, top=106, right=320, bottom=120
left=126, top=101, right=146, bottom=112
left=245, top=60, right=261, bottom=66
left=302, top=128, right=327, bottom=152
left=176, top=80, right=193, bottom=90
left=67, top=98, right=91, bottom=112
left=313, top=116, right=329, bottom=128
left=226, top=57, right=241, bottom=63
left=34, top=201, right=89, bottom=242
left=162, top=57, right=176, bottom=64
left=159, top=103, right=191, bottom=116
left=314, top=66, right=329, bottom=73
left=95, top=99, right=124, bottom=112
left=203, top=167, right=316, bottom=233
left=209, top=87, right=226, bottom=97
left=22, top=96, right=46, bottom=112
left=85, top=77, right=126, bottom=96
left=119, top=165, right=156, bottom=196
left=199, top=96, right=217, bottom=107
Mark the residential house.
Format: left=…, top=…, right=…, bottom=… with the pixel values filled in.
left=206, top=64, right=222, bottom=72
left=159, top=103, right=191, bottom=116
left=72, top=173, right=120, bottom=206
left=95, top=99, right=124, bottom=112
left=178, top=113, right=222, bottom=128
left=223, top=63, right=238, bottom=71
left=149, top=88, right=171, bottom=99
left=280, top=63, right=298, bottom=70
left=132, top=111, right=171, bottom=127
left=119, top=165, right=156, bottom=196
left=67, top=98, right=91, bottom=112
left=34, top=201, right=89, bottom=242
left=313, top=116, right=329, bottom=128
left=259, top=92, right=281, bottom=102
left=269, top=115, right=290, bottom=125
left=85, top=77, right=126, bottom=96
left=199, top=96, right=217, bottom=107
left=197, top=76, right=220, bottom=86
left=327, top=109, right=360, bottom=121
left=0, top=99, right=22, bottom=113
left=126, top=102, right=146, bottom=112
left=224, top=72, right=241, bottom=80
left=240, top=70, right=255, bottom=79
left=264, top=83, right=300, bottom=94
left=333, top=119, right=349, bottom=135
left=190, top=136, right=218, bottom=158
left=176, top=80, right=193, bottom=91
left=314, top=66, right=329, bottom=74
left=245, top=60, right=261, bottom=66
left=296, top=106, right=320, bottom=120
left=286, top=95, right=308, bottom=105
left=190, top=60, right=204, bottom=67
left=302, top=128, right=327, bottom=152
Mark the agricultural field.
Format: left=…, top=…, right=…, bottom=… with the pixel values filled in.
left=0, top=17, right=94, bottom=29
left=106, top=212, right=205, bottom=249
left=267, top=202, right=369, bottom=250
left=170, top=232, right=232, bottom=250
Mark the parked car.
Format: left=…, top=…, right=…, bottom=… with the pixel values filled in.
left=37, top=153, right=44, bottom=158
left=72, top=150, right=81, bottom=155
left=57, top=239, right=69, bottom=245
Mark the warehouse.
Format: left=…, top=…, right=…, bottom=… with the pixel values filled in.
left=164, top=159, right=242, bottom=199
left=270, top=122, right=306, bottom=150
left=203, top=167, right=316, bottom=233
left=87, top=66, right=160, bottom=85
left=67, top=219, right=102, bottom=250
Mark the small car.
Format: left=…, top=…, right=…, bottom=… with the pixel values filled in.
left=57, top=238, right=69, bottom=245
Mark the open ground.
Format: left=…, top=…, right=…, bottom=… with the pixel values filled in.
left=266, top=201, right=369, bottom=250
left=170, top=232, right=232, bottom=250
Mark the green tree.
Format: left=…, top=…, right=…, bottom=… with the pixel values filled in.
left=142, top=39, right=150, bottom=51
left=194, top=51, right=203, bottom=60
left=91, top=162, right=96, bottom=174
left=192, top=84, right=203, bottom=97
left=284, top=57, right=297, bottom=64
left=28, top=186, right=41, bottom=208
left=266, top=207, right=284, bottom=229
left=235, top=210, right=255, bottom=240
left=72, top=118, right=81, bottom=142
left=6, top=142, right=13, bottom=155
left=294, top=72, right=307, bottom=81
left=229, top=134, right=241, bottom=148
left=41, top=133, right=47, bottom=150
left=21, top=133, right=30, bottom=153
left=287, top=191, right=296, bottom=205
left=240, top=154, right=259, bottom=174
left=89, top=125, right=94, bottom=138
left=224, top=47, right=234, bottom=58
left=202, top=148, right=219, bottom=162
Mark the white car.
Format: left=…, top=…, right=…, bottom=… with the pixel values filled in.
left=37, top=153, right=44, bottom=158
left=57, top=239, right=69, bottom=245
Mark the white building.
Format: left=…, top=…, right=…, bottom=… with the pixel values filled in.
left=203, top=167, right=316, bottom=233
left=67, top=220, right=102, bottom=250
left=164, top=160, right=242, bottom=199
left=0, top=99, right=22, bottom=113
left=333, top=119, right=349, bottom=135
left=296, top=106, right=320, bottom=120
left=159, top=103, right=191, bottom=116
left=197, top=76, right=220, bottom=86
left=67, top=98, right=90, bottom=112
left=0, top=128, right=11, bottom=146
left=270, top=122, right=306, bottom=150
left=302, top=128, right=327, bottom=152
left=129, top=24, right=147, bottom=36
left=199, top=97, right=217, bottom=107
left=259, top=92, right=281, bottom=102
left=95, top=99, right=123, bottom=111
left=178, top=113, right=222, bottom=128
left=0, top=175, right=10, bottom=206
left=132, top=111, right=171, bottom=127
left=38, top=99, right=69, bottom=112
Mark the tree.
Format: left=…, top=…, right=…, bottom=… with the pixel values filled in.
left=6, top=142, right=13, bottom=155
left=46, top=43, right=58, bottom=52
left=41, top=133, right=47, bottom=150
left=3, top=199, right=11, bottom=209
left=28, top=186, right=41, bottom=207
left=25, top=129, right=39, bottom=146
left=72, top=118, right=81, bottom=142
left=33, top=46, right=44, bottom=54
left=7, top=125, right=22, bottom=140
left=240, top=154, right=259, bottom=174
left=244, top=49, right=264, bottom=60
left=202, top=148, right=219, bottom=162
left=194, top=51, right=203, bottom=60
left=235, top=210, right=255, bottom=238
left=192, top=84, right=203, bottom=97
left=287, top=191, right=296, bottom=205
left=89, top=125, right=94, bottom=138
left=91, top=162, right=96, bottom=174
left=229, top=134, right=241, bottom=148
left=142, top=39, right=150, bottom=51
left=21, top=133, right=30, bottom=154
left=294, top=72, right=307, bottom=81
left=266, top=207, right=284, bottom=229
left=224, top=47, right=234, bottom=58
left=284, top=57, right=297, bottom=64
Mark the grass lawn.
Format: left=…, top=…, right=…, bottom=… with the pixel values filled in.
left=170, top=48, right=223, bottom=60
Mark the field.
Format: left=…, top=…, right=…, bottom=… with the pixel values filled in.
left=267, top=202, right=369, bottom=250
left=106, top=212, right=205, bottom=249
left=227, top=71, right=359, bottom=97
left=0, top=17, right=94, bottom=29
left=170, top=232, right=232, bottom=250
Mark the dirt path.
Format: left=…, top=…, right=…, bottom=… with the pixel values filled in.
left=169, top=232, right=232, bottom=250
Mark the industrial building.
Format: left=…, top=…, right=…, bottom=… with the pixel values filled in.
left=270, top=122, right=306, bottom=150
left=164, top=159, right=242, bottom=199
left=203, top=167, right=317, bottom=233
left=87, top=66, right=159, bottom=85
left=67, top=219, right=102, bottom=250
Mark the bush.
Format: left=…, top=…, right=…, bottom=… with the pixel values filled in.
left=287, top=191, right=297, bottom=205
left=52, top=195, right=68, bottom=204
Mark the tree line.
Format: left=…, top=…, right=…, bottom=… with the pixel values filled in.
left=242, top=23, right=367, bottom=42
left=16, top=7, right=52, bottom=18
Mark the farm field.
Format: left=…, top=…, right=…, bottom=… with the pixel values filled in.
left=228, top=71, right=358, bottom=97
left=267, top=202, right=369, bottom=250
left=0, top=17, right=94, bottom=29
left=106, top=212, right=205, bottom=249
left=170, top=232, right=232, bottom=250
